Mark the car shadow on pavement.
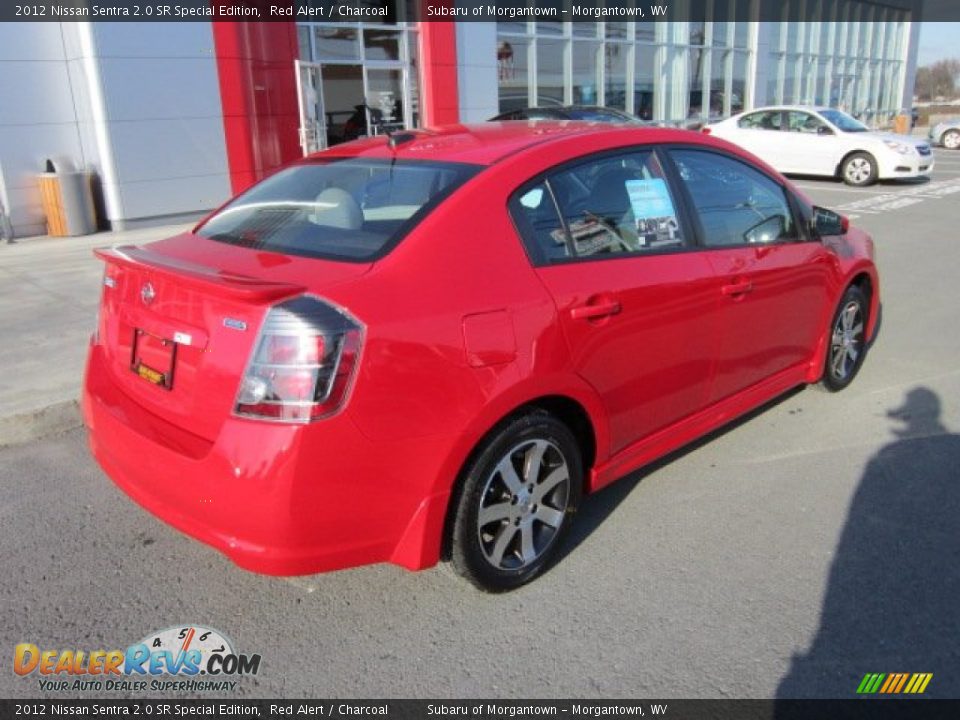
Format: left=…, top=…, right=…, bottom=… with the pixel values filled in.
left=554, top=386, right=806, bottom=566
left=775, top=386, right=960, bottom=701
left=787, top=174, right=932, bottom=188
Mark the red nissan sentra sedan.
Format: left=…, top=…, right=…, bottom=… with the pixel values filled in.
left=83, top=123, right=879, bottom=591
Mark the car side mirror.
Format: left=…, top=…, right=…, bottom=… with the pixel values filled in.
left=812, top=206, right=848, bottom=237
left=817, top=126, right=834, bottom=136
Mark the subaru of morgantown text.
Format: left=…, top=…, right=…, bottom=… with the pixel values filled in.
left=83, top=123, right=880, bottom=591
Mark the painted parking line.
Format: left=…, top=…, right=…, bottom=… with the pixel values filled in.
left=793, top=184, right=925, bottom=195
left=832, top=177, right=960, bottom=218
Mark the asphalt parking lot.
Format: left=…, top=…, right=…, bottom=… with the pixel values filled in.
left=2, top=147, right=959, bottom=700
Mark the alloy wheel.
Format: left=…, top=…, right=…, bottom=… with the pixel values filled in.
left=830, top=300, right=865, bottom=381
left=477, top=439, right=571, bottom=571
left=845, top=157, right=872, bottom=185
left=944, top=130, right=960, bottom=150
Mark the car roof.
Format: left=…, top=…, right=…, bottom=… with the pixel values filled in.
left=311, top=122, right=692, bottom=166
left=740, top=105, right=833, bottom=114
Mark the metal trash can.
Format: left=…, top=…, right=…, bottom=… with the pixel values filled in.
left=37, top=157, right=96, bottom=236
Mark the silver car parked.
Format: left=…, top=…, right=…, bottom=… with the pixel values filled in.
left=929, top=118, right=960, bottom=150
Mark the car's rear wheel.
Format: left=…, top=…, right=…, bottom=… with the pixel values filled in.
left=943, top=129, right=960, bottom=150
left=821, top=285, right=869, bottom=392
left=450, top=410, right=582, bottom=592
left=842, top=152, right=878, bottom=186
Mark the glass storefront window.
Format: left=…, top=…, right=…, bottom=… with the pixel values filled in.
left=768, top=53, right=783, bottom=105
left=573, top=21, right=599, bottom=39
left=537, top=39, right=566, bottom=107
left=497, top=20, right=527, bottom=35
left=315, top=27, right=360, bottom=62
left=364, top=29, right=401, bottom=62
left=606, top=23, right=628, bottom=40
left=537, top=22, right=564, bottom=36
left=783, top=56, right=798, bottom=104
left=636, top=23, right=655, bottom=43
left=816, top=59, right=830, bottom=105
left=634, top=43, right=656, bottom=121
left=734, top=21, right=749, bottom=49
left=604, top=43, right=628, bottom=110
left=712, top=22, right=728, bottom=48
left=297, top=26, right=311, bottom=61
left=407, top=29, right=419, bottom=127
left=573, top=42, right=601, bottom=105
left=688, top=47, right=707, bottom=119
left=708, top=49, right=727, bottom=119
left=498, top=38, right=530, bottom=113
left=689, top=22, right=706, bottom=46
left=366, top=68, right=405, bottom=132
left=731, top=51, right=747, bottom=114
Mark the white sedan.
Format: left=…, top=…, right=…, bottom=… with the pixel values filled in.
left=705, top=106, right=934, bottom=186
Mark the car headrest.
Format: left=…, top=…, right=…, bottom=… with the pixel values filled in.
left=313, top=187, right=363, bottom=230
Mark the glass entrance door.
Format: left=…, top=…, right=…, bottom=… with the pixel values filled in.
left=295, top=60, right=326, bottom=155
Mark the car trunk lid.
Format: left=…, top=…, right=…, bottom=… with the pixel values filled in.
left=94, top=236, right=371, bottom=441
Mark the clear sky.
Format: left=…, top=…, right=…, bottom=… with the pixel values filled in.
left=918, top=23, right=960, bottom=66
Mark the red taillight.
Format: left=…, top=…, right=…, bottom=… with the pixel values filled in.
left=840, top=215, right=850, bottom=233
left=701, top=127, right=712, bottom=135
left=235, top=296, right=363, bottom=423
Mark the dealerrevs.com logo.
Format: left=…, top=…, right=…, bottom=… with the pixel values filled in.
left=14, top=625, right=261, bottom=693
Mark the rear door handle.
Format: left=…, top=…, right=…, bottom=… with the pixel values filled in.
left=570, top=300, right=622, bottom=320
left=721, top=280, right=753, bottom=297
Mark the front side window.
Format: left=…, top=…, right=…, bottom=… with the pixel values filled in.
left=510, top=150, right=687, bottom=263
left=786, top=111, right=830, bottom=134
left=670, top=150, right=797, bottom=248
left=738, top=110, right=784, bottom=131
left=197, top=159, right=478, bottom=261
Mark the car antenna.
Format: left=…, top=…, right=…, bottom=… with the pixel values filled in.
left=387, top=130, right=418, bottom=149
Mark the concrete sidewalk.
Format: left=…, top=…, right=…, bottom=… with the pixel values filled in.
left=0, top=223, right=192, bottom=446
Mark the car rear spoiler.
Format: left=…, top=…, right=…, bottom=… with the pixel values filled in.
left=94, top=245, right=306, bottom=303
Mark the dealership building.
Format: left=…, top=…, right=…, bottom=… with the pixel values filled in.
left=0, top=1, right=925, bottom=238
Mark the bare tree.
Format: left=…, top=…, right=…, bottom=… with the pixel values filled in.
left=915, top=59, right=960, bottom=101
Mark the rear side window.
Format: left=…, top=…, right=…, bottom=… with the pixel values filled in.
left=738, top=111, right=784, bottom=130
left=197, top=159, right=478, bottom=261
left=670, top=149, right=797, bottom=247
left=510, top=150, right=686, bottom=263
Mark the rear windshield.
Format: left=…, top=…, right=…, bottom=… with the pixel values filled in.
left=196, top=158, right=479, bottom=261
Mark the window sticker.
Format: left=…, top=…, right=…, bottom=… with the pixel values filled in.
left=625, top=178, right=682, bottom=248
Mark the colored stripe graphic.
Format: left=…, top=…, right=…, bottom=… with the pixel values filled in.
left=894, top=673, right=910, bottom=693
left=857, top=673, right=932, bottom=694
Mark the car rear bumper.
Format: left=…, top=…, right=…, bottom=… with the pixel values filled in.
left=82, top=341, right=453, bottom=576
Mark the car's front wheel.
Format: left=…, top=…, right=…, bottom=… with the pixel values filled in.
left=942, top=129, right=960, bottom=150
left=450, top=410, right=582, bottom=592
left=821, top=285, right=869, bottom=392
left=842, top=152, right=878, bottom=186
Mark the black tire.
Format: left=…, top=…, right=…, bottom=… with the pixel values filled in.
left=841, top=152, right=878, bottom=186
left=820, top=285, right=869, bottom=392
left=942, top=129, right=960, bottom=150
left=450, top=410, right=583, bottom=592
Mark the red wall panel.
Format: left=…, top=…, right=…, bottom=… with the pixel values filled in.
left=419, top=21, right=460, bottom=126
left=212, top=21, right=301, bottom=194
